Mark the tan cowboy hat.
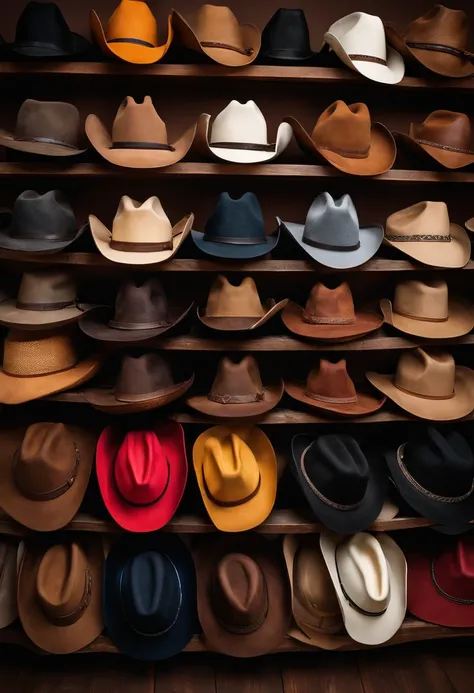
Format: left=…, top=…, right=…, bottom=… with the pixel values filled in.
left=381, top=279, right=474, bottom=339
left=198, top=275, right=288, bottom=331
left=193, top=425, right=277, bottom=532
left=367, top=348, right=474, bottom=421
left=171, top=5, right=260, bottom=67
left=384, top=201, right=471, bottom=268
left=89, top=196, right=193, bottom=266
left=86, top=96, right=196, bottom=168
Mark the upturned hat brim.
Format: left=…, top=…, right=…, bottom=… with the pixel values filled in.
left=285, top=380, right=385, bottom=417
left=383, top=222, right=471, bottom=268
left=191, top=226, right=279, bottom=260
left=366, top=366, right=474, bottom=421
left=0, top=130, right=87, bottom=157
left=323, top=32, right=405, bottom=84
left=282, top=301, right=383, bottom=341
left=0, top=300, right=98, bottom=331
left=394, top=131, right=474, bottom=169
left=0, top=223, right=86, bottom=254
left=197, top=299, right=288, bottom=332
left=381, top=297, right=474, bottom=338
left=90, top=11, right=173, bottom=64
left=186, top=379, right=284, bottom=419
left=11, top=32, right=90, bottom=58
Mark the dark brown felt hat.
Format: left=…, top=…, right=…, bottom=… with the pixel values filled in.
left=194, top=533, right=291, bottom=657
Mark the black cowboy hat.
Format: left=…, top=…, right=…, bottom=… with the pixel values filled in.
left=11, top=2, right=90, bottom=58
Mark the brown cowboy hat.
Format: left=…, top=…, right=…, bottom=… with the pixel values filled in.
left=381, top=279, right=474, bottom=339
left=187, top=355, right=283, bottom=419
left=86, top=96, right=196, bottom=169
left=198, top=275, right=288, bottom=332
left=285, top=359, right=385, bottom=418
left=18, top=535, right=104, bottom=654
left=194, top=533, right=291, bottom=657
left=0, top=423, right=96, bottom=531
left=84, top=352, right=194, bottom=415
left=171, top=5, right=260, bottom=67
left=285, top=101, right=396, bottom=176
left=282, top=282, right=383, bottom=342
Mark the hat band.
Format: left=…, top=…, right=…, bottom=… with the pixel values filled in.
left=111, top=142, right=175, bottom=151
left=335, top=547, right=389, bottom=617
left=211, top=142, right=275, bottom=152
left=110, top=239, right=173, bottom=252
left=108, top=37, right=155, bottom=48
left=115, top=457, right=171, bottom=508
left=43, top=567, right=93, bottom=627
left=303, top=313, right=357, bottom=325
left=431, top=558, right=474, bottom=605
left=16, top=299, right=76, bottom=312
left=14, top=136, right=78, bottom=149
left=201, top=41, right=254, bottom=56
left=113, top=382, right=184, bottom=402
left=108, top=318, right=172, bottom=330
left=300, top=446, right=364, bottom=511
left=303, top=236, right=361, bottom=252
left=385, top=234, right=451, bottom=242
left=394, top=383, right=455, bottom=400
left=415, top=138, right=474, bottom=156
left=208, top=389, right=265, bottom=404
left=13, top=441, right=79, bottom=501
left=3, top=359, right=78, bottom=378
left=393, top=307, right=448, bottom=323
left=202, top=471, right=261, bottom=507
left=317, top=144, right=370, bottom=159
left=304, top=390, right=358, bottom=405
left=204, top=234, right=268, bottom=245
left=406, top=42, right=474, bottom=62
left=215, top=586, right=269, bottom=635
left=348, top=53, right=387, bottom=66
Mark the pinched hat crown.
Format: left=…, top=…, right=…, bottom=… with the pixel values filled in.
left=8, top=190, right=78, bottom=242
left=303, top=282, right=356, bottom=325
left=110, top=277, right=172, bottom=329
left=208, top=355, right=265, bottom=405
left=293, top=541, right=340, bottom=622
left=302, top=193, right=361, bottom=251
left=210, top=100, right=270, bottom=149
left=204, top=193, right=267, bottom=245
left=113, top=430, right=170, bottom=507
left=202, top=433, right=260, bottom=507
left=14, top=99, right=81, bottom=149
left=404, top=5, right=470, bottom=51
left=16, top=270, right=78, bottom=312
left=305, top=360, right=357, bottom=405
left=326, top=12, right=389, bottom=63
left=386, top=201, right=451, bottom=242
left=110, top=196, right=176, bottom=250
left=410, top=111, right=474, bottom=154
left=205, top=276, right=265, bottom=318
left=192, top=4, right=254, bottom=54
left=393, top=279, right=449, bottom=321
left=114, top=352, right=177, bottom=401
left=312, top=101, right=372, bottom=158
left=105, top=0, right=159, bottom=46
left=111, top=96, right=172, bottom=150
left=394, top=347, right=456, bottom=399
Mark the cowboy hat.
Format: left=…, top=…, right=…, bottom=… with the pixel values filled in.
left=194, top=533, right=290, bottom=657
left=384, top=201, right=471, bottom=268
left=0, top=329, right=101, bottom=405
left=191, top=193, right=279, bottom=260
left=324, top=12, right=405, bottom=84
left=104, top=533, right=197, bottom=660
left=286, top=359, right=385, bottom=418
left=89, top=196, right=193, bottom=265
left=0, top=539, right=22, bottom=629
left=90, top=0, right=173, bottom=64
left=259, top=9, right=316, bottom=65
left=198, top=275, right=287, bottom=331
left=85, top=96, right=196, bottom=168
left=96, top=421, right=187, bottom=532
left=18, top=535, right=104, bottom=654
left=11, top=2, right=90, bottom=57
left=195, top=101, right=293, bottom=164
left=282, top=282, right=383, bottom=342
left=171, top=5, right=260, bottom=67
left=79, top=277, right=193, bottom=342
left=367, top=348, right=474, bottom=421
left=320, top=531, right=407, bottom=645
left=84, top=352, right=194, bottom=415
left=285, top=101, right=396, bottom=175
left=192, top=425, right=277, bottom=531
left=186, top=355, right=283, bottom=419
left=381, top=279, right=474, bottom=339
left=280, top=193, right=384, bottom=269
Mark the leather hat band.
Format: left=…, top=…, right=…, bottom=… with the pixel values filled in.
left=348, top=53, right=387, bottom=66
left=108, top=318, right=172, bottom=330
left=335, top=547, right=389, bottom=617
left=208, top=390, right=265, bottom=404
left=394, top=383, right=455, bottom=400
left=108, top=37, right=155, bottom=48
left=431, top=559, right=474, bottom=605
left=14, top=136, right=77, bottom=149
left=16, top=299, right=75, bottom=312
left=202, top=471, right=261, bottom=507
left=115, top=457, right=171, bottom=508
left=407, top=41, right=474, bottom=62
left=13, top=442, right=80, bottom=501
left=111, top=142, right=175, bottom=151
left=200, top=41, right=254, bottom=56
left=215, top=586, right=269, bottom=635
left=203, top=234, right=268, bottom=245
left=393, top=308, right=448, bottom=323
left=110, top=239, right=173, bottom=252
left=300, top=446, right=364, bottom=511
left=45, top=568, right=93, bottom=627
left=385, top=234, right=451, bottom=242
left=211, top=142, right=275, bottom=152
left=415, top=139, right=474, bottom=155
left=304, top=237, right=361, bottom=252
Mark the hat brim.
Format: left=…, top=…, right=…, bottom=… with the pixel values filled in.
left=394, top=131, right=474, bottom=169
left=96, top=422, right=187, bottom=532
left=194, top=113, right=293, bottom=164
left=282, top=301, right=383, bottom=341
left=366, top=366, right=474, bottom=421
left=84, top=374, right=194, bottom=415
left=193, top=425, right=277, bottom=532
left=89, top=213, right=193, bottom=265
left=195, top=533, right=290, bottom=657
left=465, top=218, right=474, bottom=233
left=285, top=380, right=386, bottom=417
left=291, top=435, right=388, bottom=533
left=0, top=300, right=98, bottom=330
left=321, top=531, right=406, bottom=645
left=85, top=114, right=196, bottom=168
left=0, top=425, right=96, bottom=531
left=187, top=379, right=283, bottom=419
left=280, top=219, right=384, bottom=269
left=0, top=130, right=87, bottom=157
left=381, top=297, right=474, bottom=338
left=79, top=301, right=194, bottom=342
left=191, top=226, right=279, bottom=260
left=11, top=32, right=90, bottom=57
left=197, top=299, right=288, bottom=332
left=0, top=223, right=86, bottom=254
left=0, top=543, right=20, bottom=629
left=384, top=223, right=471, bottom=268
left=0, top=355, right=101, bottom=405
left=90, top=11, right=173, bottom=64
left=323, top=33, right=405, bottom=84
left=286, top=117, right=396, bottom=176
left=18, top=536, right=104, bottom=654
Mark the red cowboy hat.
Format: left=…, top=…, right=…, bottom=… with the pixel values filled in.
left=96, top=421, right=187, bottom=532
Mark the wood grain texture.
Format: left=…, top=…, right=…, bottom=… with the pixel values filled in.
left=215, top=657, right=283, bottom=693
left=154, top=655, right=216, bottom=693
left=433, top=640, right=474, bottom=693
left=282, top=652, right=364, bottom=693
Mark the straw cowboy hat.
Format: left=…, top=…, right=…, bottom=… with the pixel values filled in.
left=96, top=421, right=187, bottom=532
left=0, top=539, right=23, bottom=629
left=171, top=5, right=260, bottom=67
left=385, top=6, right=474, bottom=78
left=192, top=425, right=277, bottom=531
left=0, top=99, right=86, bottom=157
left=0, top=422, right=96, bottom=531
left=187, top=355, right=283, bottom=419
left=12, top=2, right=90, bottom=57
left=198, top=275, right=287, bottom=331
left=384, top=201, right=471, bottom=268
left=90, top=0, right=173, bottom=64
left=18, top=535, right=104, bottom=654
left=80, top=277, right=193, bottom=342
left=84, top=352, right=194, bottom=415
left=381, top=279, right=474, bottom=339
left=195, top=533, right=291, bottom=657
left=280, top=193, right=384, bottom=269
left=89, top=196, right=193, bottom=265
left=367, top=347, right=474, bottom=421
left=285, top=101, right=396, bottom=176
left=195, top=100, right=293, bottom=164
left=85, top=96, right=196, bottom=168
left=0, top=270, right=97, bottom=331
left=321, top=531, right=406, bottom=645
left=0, top=329, right=101, bottom=405
left=282, top=282, right=383, bottom=342
left=324, top=12, right=405, bottom=84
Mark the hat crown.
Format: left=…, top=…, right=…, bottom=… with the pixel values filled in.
left=432, top=536, right=474, bottom=602
left=9, top=190, right=77, bottom=242
left=115, top=352, right=175, bottom=397
left=303, top=282, right=356, bottom=323
left=16, top=270, right=77, bottom=310
left=114, top=430, right=169, bottom=507
left=411, top=111, right=472, bottom=152
left=106, top=0, right=159, bottom=46
left=386, top=201, right=451, bottom=239
left=306, top=359, right=357, bottom=401
left=327, top=12, right=388, bottom=61
left=405, top=5, right=469, bottom=49
left=393, top=279, right=449, bottom=321
left=210, top=101, right=268, bottom=146
left=112, top=277, right=170, bottom=328
left=212, top=553, right=268, bottom=631
left=111, top=196, right=173, bottom=245
left=193, top=5, right=249, bottom=51
left=14, top=99, right=81, bottom=148
left=15, top=2, right=73, bottom=48
left=294, top=542, right=340, bottom=616
left=261, top=9, right=311, bottom=56
left=210, top=355, right=264, bottom=402
left=312, top=101, right=371, bottom=157
left=112, top=97, right=169, bottom=146
left=303, top=193, right=360, bottom=249
left=3, top=329, right=78, bottom=377
left=204, top=193, right=266, bottom=244
left=205, top=275, right=265, bottom=318
left=202, top=433, right=260, bottom=505
left=395, top=347, right=455, bottom=398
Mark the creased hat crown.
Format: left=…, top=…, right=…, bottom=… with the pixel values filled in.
left=386, top=201, right=451, bottom=240
left=411, top=111, right=473, bottom=152
left=303, top=193, right=360, bottom=249
left=105, top=0, right=159, bottom=46
left=204, top=193, right=266, bottom=244
left=114, top=352, right=176, bottom=399
left=14, top=100, right=81, bottom=148
left=404, top=5, right=469, bottom=50
left=393, top=279, right=449, bottom=321
left=205, top=276, right=265, bottom=318
left=16, top=270, right=77, bottom=311
left=110, top=277, right=171, bottom=329
left=209, top=355, right=264, bottom=403
left=193, top=5, right=250, bottom=52
left=327, top=12, right=388, bottom=62
left=113, top=430, right=170, bottom=506
left=306, top=359, right=357, bottom=403
left=9, top=190, right=77, bottom=242
left=210, top=101, right=268, bottom=146
left=261, top=9, right=311, bottom=57
left=15, top=2, right=75, bottom=50
left=202, top=433, right=260, bottom=506
left=312, top=101, right=371, bottom=158
left=303, top=282, right=356, bottom=325
left=111, top=196, right=173, bottom=246
left=394, top=348, right=456, bottom=398
left=111, top=96, right=169, bottom=146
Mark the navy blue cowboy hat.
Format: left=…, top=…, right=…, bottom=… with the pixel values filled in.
left=104, top=533, right=197, bottom=660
